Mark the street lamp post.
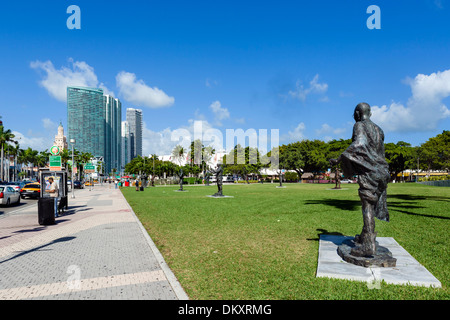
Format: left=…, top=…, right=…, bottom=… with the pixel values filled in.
left=70, top=139, right=76, bottom=198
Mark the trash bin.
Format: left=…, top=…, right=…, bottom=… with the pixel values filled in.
left=38, top=197, right=55, bottom=225
left=140, top=186, right=144, bottom=191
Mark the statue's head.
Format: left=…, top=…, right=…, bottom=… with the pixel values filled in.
left=354, top=102, right=371, bottom=122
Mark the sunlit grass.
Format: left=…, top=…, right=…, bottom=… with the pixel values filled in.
left=122, top=182, right=449, bottom=300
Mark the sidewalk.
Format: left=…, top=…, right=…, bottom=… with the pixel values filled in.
left=0, top=184, right=189, bottom=300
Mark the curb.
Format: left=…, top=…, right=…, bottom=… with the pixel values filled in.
left=118, top=188, right=190, bottom=300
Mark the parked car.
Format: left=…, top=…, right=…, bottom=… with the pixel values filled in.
left=7, top=182, right=21, bottom=192
left=0, top=186, right=21, bottom=206
left=20, top=183, right=41, bottom=199
left=73, top=180, right=84, bottom=189
left=341, top=179, right=355, bottom=184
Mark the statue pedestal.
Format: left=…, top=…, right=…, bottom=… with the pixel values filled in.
left=337, top=238, right=396, bottom=268
left=316, top=234, right=441, bottom=287
left=206, top=195, right=234, bottom=198
left=174, top=190, right=188, bottom=192
left=276, top=186, right=286, bottom=188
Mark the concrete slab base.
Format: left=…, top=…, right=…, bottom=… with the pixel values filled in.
left=316, top=234, right=441, bottom=288
left=206, top=195, right=234, bottom=198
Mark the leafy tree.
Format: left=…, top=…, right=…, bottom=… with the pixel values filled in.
left=384, top=141, right=413, bottom=181
left=279, top=140, right=329, bottom=180
left=419, top=130, right=450, bottom=172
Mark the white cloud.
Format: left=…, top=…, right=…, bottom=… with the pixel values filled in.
left=288, top=74, right=328, bottom=102
left=30, top=58, right=114, bottom=102
left=42, top=118, right=57, bottom=131
left=142, top=118, right=223, bottom=156
left=205, top=78, right=219, bottom=88
left=371, top=69, right=450, bottom=132
left=315, top=123, right=347, bottom=138
left=116, top=71, right=174, bottom=108
left=286, top=122, right=306, bottom=141
left=209, top=100, right=230, bottom=126
left=12, top=131, right=49, bottom=152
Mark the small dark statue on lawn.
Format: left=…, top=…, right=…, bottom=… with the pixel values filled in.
left=330, top=102, right=395, bottom=267
left=204, top=170, right=211, bottom=186
left=333, top=166, right=341, bottom=189
left=177, top=168, right=184, bottom=191
left=211, top=164, right=224, bottom=197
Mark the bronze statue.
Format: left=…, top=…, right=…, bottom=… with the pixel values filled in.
left=177, top=168, right=184, bottom=191
left=211, top=164, right=224, bottom=196
left=204, top=169, right=211, bottom=186
left=330, top=102, right=391, bottom=259
left=333, top=166, right=341, bottom=189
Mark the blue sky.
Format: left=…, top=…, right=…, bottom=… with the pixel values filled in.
left=1, top=0, right=449, bottom=155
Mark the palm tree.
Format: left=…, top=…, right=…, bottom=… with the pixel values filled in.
left=0, top=125, right=18, bottom=181
left=59, top=149, right=70, bottom=169
left=22, top=147, right=38, bottom=179
left=171, top=145, right=185, bottom=166
left=78, top=151, right=93, bottom=180
left=36, top=150, right=50, bottom=168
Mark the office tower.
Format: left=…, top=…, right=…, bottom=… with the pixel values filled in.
left=121, top=121, right=130, bottom=170
left=104, top=95, right=122, bottom=174
left=126, top=108, right=143, bottom=160
left=67, top=86, right=122, bottom=176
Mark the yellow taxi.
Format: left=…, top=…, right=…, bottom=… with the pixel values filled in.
left=20, top=182, right=41, bottom=199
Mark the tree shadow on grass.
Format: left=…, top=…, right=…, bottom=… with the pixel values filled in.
left=388, top=194, right=450, bottom=202
left=304, top=199, right=360, bottom=211
left=306, top=197, right=449, bottom=220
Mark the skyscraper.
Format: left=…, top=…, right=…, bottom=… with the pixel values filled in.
left=104, top=95, right=122, bottom=173
left=67, top=86, right=122, bottom=176
left=126, top=108, right=143, bottom=160
left=121, top=121, right=130, bottom=170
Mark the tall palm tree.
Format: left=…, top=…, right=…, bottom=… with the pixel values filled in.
left=0, top=125, right=18, bottom=181
left=79, top=151, right=93, bottom=179
left=171, top=145, right=185, bottom=166
left=35, top=150, right=50, bottom=168
left=22, top=147, right=38, bottom=179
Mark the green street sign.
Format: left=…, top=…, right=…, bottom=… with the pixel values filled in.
left=84, top=164, right=95, bottom=173
left=49, top=156, right=62, bottom=171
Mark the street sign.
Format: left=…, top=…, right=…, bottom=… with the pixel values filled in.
left=49, top=156, right=62, bottom=171
left=50, top=146, right=60, bottom=155
left=84, top=164, right=95, bottom=173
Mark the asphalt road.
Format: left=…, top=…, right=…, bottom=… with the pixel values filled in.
left=0, top=197, right=38, bottom=219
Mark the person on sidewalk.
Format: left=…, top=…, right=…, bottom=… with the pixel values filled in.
left=46, top=177, right=60, bottom=217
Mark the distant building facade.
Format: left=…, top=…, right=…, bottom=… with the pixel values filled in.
left=67, top=86, right=122, bottom=176
left=126, top=108, right=143, bottom=160
left=54, top=122, right=68, bottom=151
left=121, top=121, right=130, bottom=171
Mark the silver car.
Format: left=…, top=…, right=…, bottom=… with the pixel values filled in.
left=0, top=186, right=21, bottom=206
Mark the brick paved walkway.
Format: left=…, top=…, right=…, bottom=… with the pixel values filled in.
left=0, top=184, right=188, bottom=300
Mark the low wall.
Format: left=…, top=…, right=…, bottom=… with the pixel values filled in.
left=417, top=180, right=450, bottom=187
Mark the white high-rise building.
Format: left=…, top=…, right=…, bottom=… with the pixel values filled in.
left=126, top=108, right=143, bottom=160
left=121, top=121, right=130, bottom=170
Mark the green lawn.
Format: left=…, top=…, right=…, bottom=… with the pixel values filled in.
left=121, top=182, right=449, bottom=300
